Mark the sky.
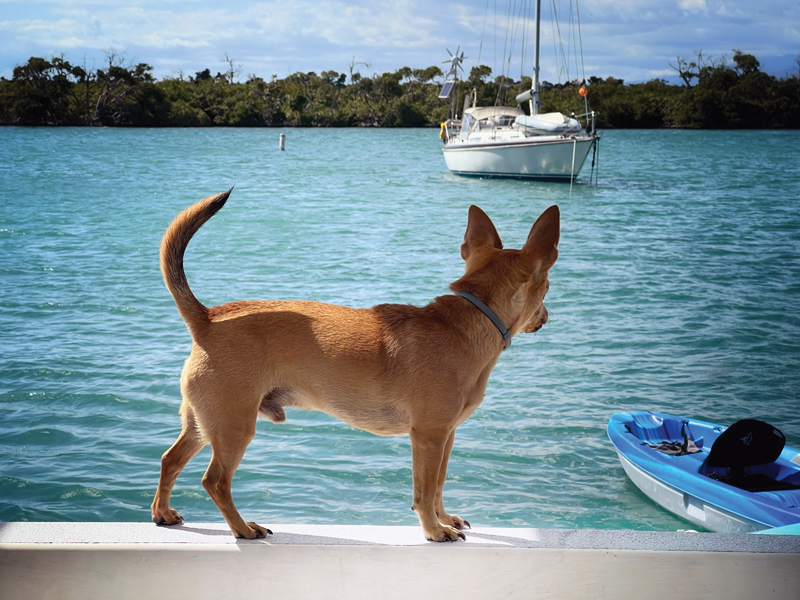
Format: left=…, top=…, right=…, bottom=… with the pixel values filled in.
left=1, top=0, right=798, bottom=85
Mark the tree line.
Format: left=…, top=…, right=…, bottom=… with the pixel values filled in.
left=1, top=51, right=798, bottom=129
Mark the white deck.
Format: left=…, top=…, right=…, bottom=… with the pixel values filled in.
left=2, top=522, right=799, bottom=599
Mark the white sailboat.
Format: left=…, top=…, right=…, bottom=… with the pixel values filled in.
left=441, top=0, right=598, bottom=182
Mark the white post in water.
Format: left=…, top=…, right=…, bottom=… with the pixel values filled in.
left=279, top=133, right=286, bottom=151
left=532, top=0, right=541, bottom=116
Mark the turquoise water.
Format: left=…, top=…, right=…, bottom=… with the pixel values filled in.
left=1, top=127, right=799, bottom=531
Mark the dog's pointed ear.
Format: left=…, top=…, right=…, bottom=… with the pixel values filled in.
left=461, top=205, right=503, bottom=261
left=523, top=205, right=560, bottom=277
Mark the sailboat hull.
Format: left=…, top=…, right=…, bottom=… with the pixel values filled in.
left=443, top=135, right=597, bottom=181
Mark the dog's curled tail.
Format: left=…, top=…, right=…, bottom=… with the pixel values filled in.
left=160, top=189, right=231, bottom=336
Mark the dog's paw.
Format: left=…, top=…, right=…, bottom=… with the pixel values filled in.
left=152, top=507, right=184, bottom=527
left=234, top=522, right=273, bottom=539
left=440, top=512, right=471, bottom=530
left=425, top=524, right=466, bottom=542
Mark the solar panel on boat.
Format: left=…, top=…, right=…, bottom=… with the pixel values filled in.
left=438, top=81, right=455, bottom=99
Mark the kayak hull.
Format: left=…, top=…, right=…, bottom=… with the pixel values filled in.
left=614, top=448, right=768, bottom=532
left=608, top=412, right=800, bottom=533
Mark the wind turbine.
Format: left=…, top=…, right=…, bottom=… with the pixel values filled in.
left=443, top=47, right=467, bottom=80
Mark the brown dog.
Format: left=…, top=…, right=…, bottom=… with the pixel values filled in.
left=151, top=190, right=559, bottom=542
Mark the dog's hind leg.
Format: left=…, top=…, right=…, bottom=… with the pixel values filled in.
left=434, top=430, right=470, bottom=531
left=410, top=427, right=465, bottom=542
left=151, top=405, right=206, bottom=526
left=201, top=423, right=271, bottom=539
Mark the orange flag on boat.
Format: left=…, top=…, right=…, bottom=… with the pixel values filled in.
left=579, top=85, right=587, bottom=97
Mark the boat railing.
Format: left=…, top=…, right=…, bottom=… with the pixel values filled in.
left=572, top=110, right=598, bottom=135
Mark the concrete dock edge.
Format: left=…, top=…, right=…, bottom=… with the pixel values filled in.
left=1, top=523, right=798, bottom=599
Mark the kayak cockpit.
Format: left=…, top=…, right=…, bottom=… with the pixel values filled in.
left=608, top=411, right=800, bottom=532
left=622, top=412, right=800, bottom=492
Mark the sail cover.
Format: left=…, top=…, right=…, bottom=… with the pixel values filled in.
left=514, top=112, right=583, bottom=135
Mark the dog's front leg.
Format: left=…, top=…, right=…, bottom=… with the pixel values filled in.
left=410, top=427, right=465, bottom=542
left=434, top=430, right=470, bottom=531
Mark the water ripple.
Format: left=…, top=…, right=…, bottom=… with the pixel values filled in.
left=1, top=127, right=798, bottom=531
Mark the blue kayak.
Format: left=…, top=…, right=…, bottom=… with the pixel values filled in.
left=608, top=411, right=800, bottom=533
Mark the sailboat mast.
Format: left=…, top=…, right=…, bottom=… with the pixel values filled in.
left=532, top=0, right=541, bottom=115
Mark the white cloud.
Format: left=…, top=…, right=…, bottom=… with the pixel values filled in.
left=679, top=0, right=708, bottom=12
left=648, top=68, right=678, bottom=77
left=1, top=0, right=798, bottom=82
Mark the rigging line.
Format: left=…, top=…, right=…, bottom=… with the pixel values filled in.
left=520, top=0, right=535, bottom=82
left=506, top=0, right=519, bottom=73
left=478, top=0, right=491, bottom=66
left=550, top=0, right=559, bottom=84
left=569, top=0, right=580, bottom=84
left=550, top=0, right=564, bottom=84
left=561, top=0, right=572, bottom=84
left=551, top=0, right=567, bottom=85
left=507, top=0, right=525, bottom=87
left=495, top=0, right=514, bottom=105
left=575, top=0, right=589, bottom=114
left=506, top=0, right=516, bottom=79
left=576, top=0, right=585, bottom=81
left=567, top=0, right=573, bottom=83
left=502, top=0, right=514, bottom=79
left=509, top=0, right=525, bottom=100
left=521, top=0, right=528, bottom=81
left=517, top=0, right=528, bottom=82
left=558, top=0, right=569, bottom=82
left=508, top=0, right=525, bottom=82
left=568, top=0, right=575, bottom=83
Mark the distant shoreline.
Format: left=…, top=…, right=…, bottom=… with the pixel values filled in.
left=2, top=52, right=798, bottom=129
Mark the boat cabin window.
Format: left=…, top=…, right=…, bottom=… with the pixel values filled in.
left=460, top=113, right=475, bottom=137
left=460, top=111, right=520, bottom=137
left=493, top=115, right=517, bottom=127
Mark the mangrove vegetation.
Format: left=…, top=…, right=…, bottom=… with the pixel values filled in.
left=1, top=51, right=798, bottom=129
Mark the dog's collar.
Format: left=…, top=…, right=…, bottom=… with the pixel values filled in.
left=455, top=291, right=511, bottom=351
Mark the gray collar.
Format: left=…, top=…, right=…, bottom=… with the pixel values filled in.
left=455, top=291, right=511, bottom=350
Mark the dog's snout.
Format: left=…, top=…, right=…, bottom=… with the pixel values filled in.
left=521, top=304, right=548, bottom=334
left=533, top=306, right=548, bottom=331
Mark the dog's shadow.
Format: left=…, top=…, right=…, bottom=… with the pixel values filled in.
left=167, top=524, right=233, bottom=537
left=161, top=524, right=383, bottom=546
left=163, top=524, right=544, bottom=548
